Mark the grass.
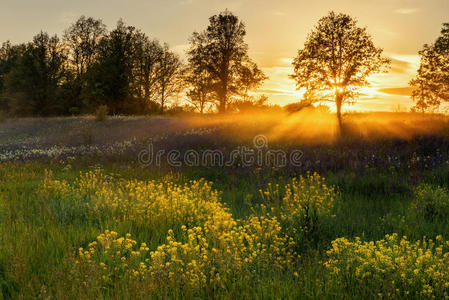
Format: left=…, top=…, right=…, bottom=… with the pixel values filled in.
left=2, top=113, right=449, bottom=298
left=0, top=161, right=448, bottom=298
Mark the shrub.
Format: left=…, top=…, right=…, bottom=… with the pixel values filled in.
left=95, top=105, right=108, bottom=121
left=68, top=106, right=80, bottom=115
left=262, top=173, right=336, bottom=243
left=325, top=234, right=449, bottom=298
left=413, top=183, right=449, bottom=221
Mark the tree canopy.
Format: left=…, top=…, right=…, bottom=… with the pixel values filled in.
left=290, top=11, right=390, bottom=126
left=410, top=23, right=449, bottom=112
left=186, top=10, right=266, bottom=113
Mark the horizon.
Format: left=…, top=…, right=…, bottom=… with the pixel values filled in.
left=1, top=0, right=448, bottom=112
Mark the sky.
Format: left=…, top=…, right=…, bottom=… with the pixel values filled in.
left=0, top=0, right=448, bottom=112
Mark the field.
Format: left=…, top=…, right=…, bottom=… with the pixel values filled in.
left=2, top=112, right=449, bottom=299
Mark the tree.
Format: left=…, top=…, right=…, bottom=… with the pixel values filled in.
left=410, top=23, right=449, bottom=112
left=154, top=44, right=183, bottom=113
left=290, top=11, right=390, bottom=128
left=187, top=10, right=266, bottom=113
left=63, top=16, right=106, bottom=112
left=83, top=20, right=178, bottom=115
left=0, top=41, right=25, bottom=111
left=3, top=32, right=67, bottom=116
left=133, top=36, right=164, bottom=110
left=83, top=20, right=138, bottom=113
left=185, top=66, right=213, bottom=114
left=237, top=61, right=267, bottom=102
left=63, top=16, right=106, bottom=80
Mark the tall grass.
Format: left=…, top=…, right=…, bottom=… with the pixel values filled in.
left=1, top=162, right=449, bottom=298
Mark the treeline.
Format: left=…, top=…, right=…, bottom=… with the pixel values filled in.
left=0, top=12, right=267, bottom=116
left=2, top=10, right=445, bottom=117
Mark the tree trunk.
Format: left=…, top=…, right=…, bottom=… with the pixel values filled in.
left=218, top=94, right=226, bottom=113
left=218, top=75, right=228, bottom=113
left=336, top=94, right=343, bottom=135
left=160, top=85, right=165, bottom=114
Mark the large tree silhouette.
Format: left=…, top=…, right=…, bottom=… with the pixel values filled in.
left=4, top=32, right=67, bottom=115
left=290, top=12, right=389, bottom=128
left=410, top=23, right=449, bottom=112
left=187, top=10, right=266, bottom=113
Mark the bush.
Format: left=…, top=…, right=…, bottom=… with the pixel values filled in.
left=413, top=183, right=449, bottom=221
left=261, top=173, right=336, bottom=244
left=68, top=106, right=80, bottom=115
left=95, top=105, right=108, bottom=122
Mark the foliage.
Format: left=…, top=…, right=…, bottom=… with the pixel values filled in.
left=41, top=169, right=228, bottom=230
left=325, top=234, right=449, bottom=298
left=186, top=10, right=266, bottom=113
left=154, top=44, right=184, bottom=113
left=184, top=67, right=214, bottom=114
left=63, top=15, right=106, bottom=81
left=3, top=32, right=68, bottom=116
left=231, top=95, right=272, bottom=112
left=0, top=17, right=184, bottom=116
left=290, top=11, right=390, bottom=125
left=40, top=169, right=295, bottom=296
left=75, top=215, right=294, bottom=294
left=261, top=173, right=336, bottom=244
left=413, top=183, right=449, bottom=221
left=4, top=156, right=449, bottom=298
left=284, top=100, right=315, bottom=113
left=410, top=23, right=449, bottom=112
left=95, top=105, right=109, bottom=121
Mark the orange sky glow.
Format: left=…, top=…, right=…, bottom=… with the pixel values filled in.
left=0, top=0, right=448, bottom=112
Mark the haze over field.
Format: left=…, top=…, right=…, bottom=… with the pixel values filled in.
left=1, top=0, right=448, bottom=111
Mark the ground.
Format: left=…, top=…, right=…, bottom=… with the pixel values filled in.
left=1, top=112, right=449, bottom=299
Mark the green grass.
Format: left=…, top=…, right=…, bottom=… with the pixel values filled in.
left=0, top=161, right=449, bottom=299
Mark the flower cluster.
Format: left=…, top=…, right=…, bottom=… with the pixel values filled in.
left=76, top=230, right=150, bottom=285
left=281, top=173, right=335, bottom=221
left=325, top=234, right=449, bottom=298
left=76, top=214, right=295, bottom=291
left=43, top=169, right=296, bottom=292
left=41, top=169, right=226, bottom=230
left=261, top=172, right=336, bottom=240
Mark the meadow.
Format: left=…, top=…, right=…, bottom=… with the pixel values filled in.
left=2, top=112, right=449, bottom=299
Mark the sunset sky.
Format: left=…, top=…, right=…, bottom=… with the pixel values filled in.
left=0, top=0, right=448, bottom=111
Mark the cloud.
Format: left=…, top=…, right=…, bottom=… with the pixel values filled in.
left=378, top=87, right=415, bottom=96
left=257, top=89, right=299, bottom=96
left=394, top=8, right=418, bottom=14
left=390, top=58, right=412, bottom=74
